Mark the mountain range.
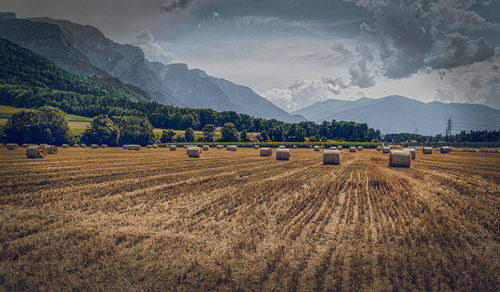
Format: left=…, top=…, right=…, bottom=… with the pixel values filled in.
left=292, top=95, right=500, bottom=135
left=0, top=13, right=304, bottom=123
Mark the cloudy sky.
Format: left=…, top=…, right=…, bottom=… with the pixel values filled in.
left=2, top=0, right=500, bottom=111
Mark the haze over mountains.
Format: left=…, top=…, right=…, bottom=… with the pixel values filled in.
left=293, top=96, right=500, bottom=135
left=0, top=13, right=304, bottom=123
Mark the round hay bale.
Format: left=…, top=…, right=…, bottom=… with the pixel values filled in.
left=389, top=150, right=411, bottom=168
left=62, top=144, right=69, bottom=148
left=357, top=146, right=363, bottom=151
left=260, top=147, right=273, bottom=157
left=170, top=145, right=177, bottom=151
left=101, top=144, right=108, bottom=148
left=440, top=146, right=450, bottom=153
left=323, top=150, right=340, bottom=165
left=338, top=146, right=343, bottom=150
left=423, top=147, right=432, bottom=154
left=203, top=145, right=209, bottom=151
left=320, top=145, right=325, bottom=149
left=22, top=143, right=29, bottom=148
left=217, top=145, right=224, bottom=149
left=131, top=145, right=141, bottom=151
left=293, top=145, right=298, bottom=148
left=279, top=145, right=285, bottom=149
left=309, top=145, right=313, bottom=148
left=80, top=144, right=87, bottom=148
left=73, top=144, right=79, bottom=147
left=6, top=143, right=18, bottom=150
left=26, top=146, right=46, bottom=159
left=187, top=146, right=201, bottom=158
left=153, top=144, right=158, bottom=149
left=254, top=145, right=259, bottom=149
left=330, top=146, right=337, bottom=150
left=227, top=145, right=237, bottom=151
left=91, top=144, right=99, bottom=149
left=349, top=147, right=356, bottom=152
left=377, top=146, right=382, bottom=151
left=183, top=145, right=188, bottom=148
left=276, top=148, right=291, bottom=160
left=314, top=145, right=320, bottom=151
left=147, top=145, right=152, bottom=148
left=382, top=146, right=390, bottom=154
left=403, top=148, right=416, bottom=160
left=44, top=145, right=58, bottom=155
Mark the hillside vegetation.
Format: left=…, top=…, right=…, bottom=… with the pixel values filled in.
left=0, top=37, right=150, bottom=102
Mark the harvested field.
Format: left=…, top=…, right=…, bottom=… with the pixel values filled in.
left=0, top=148, right=499, bottom=291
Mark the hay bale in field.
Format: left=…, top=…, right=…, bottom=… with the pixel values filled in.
left=403, top=148, right=416, bottom=159
left=349, top=146, right=356, bottom=152
left=44, top=145, right=58, bottom=154
left=6, top=143, right=18, bottom=150
left=330, top=146, right=337, bottom=150
left=147, top=145, right=152, bottom=148
left=62, top=144, right=69, bottom=148
left=382, top=146, right=390, bottom=153
left=389, top=150, right=411, bottom=168
left=440, top=146, right=451, bottom=153
left=81, top=144, right=86, bottom=148
left=22, top=143, right=28, bottom=148
left=423, top=147, right=432, bottom=154
left=217, top=145, right=224, bottom=149
left=101, top=144, right=108, bottom=148
left=293, top=145, right=298, bottom=148
left=309, top=145, right=313, bottom=148
left=357, top=146, right=363, bottom=151
left=170, top=145, right=177, bottom=151
left=183, top=145, right=188, bottom=148
left=377, top=146, right=382, bottom=151
left=26, top=146, right=46, bottom=159
left=73, top=144, right=79, bottom=147
left=279, top=145, right=285, bottom=149
left=260, top=147, right=272, bottom=157
left=153, top=144, right=158, bottom=149
left=131, top=145, right=141, bottom=151
left=338, top=146, right=342, bottom=150
left=91, top=144, right=99, bottom=149
left=320, top=145, right=325, bottom=149
left=227, top=145, right=237, bottom=151
left=314, top=146, right=320, bottom=151
left=254, top=145, right=259, bottom=149
left=276, top=148, right=291, bottom=160
left=323, top=150, right=340, bottom=165
left=203, top=145, right=209, bottom=151
left=187, top=146, right=201, bottom=158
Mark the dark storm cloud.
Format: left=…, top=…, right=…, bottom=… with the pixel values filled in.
left=344, top=0, right=498, bottom=79
left=160, top=0, right=195, bottom=13
left=429, top=34, right=496, bottom=70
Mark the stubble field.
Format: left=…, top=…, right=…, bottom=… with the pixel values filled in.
left=0, top=147, right=499, bottom=291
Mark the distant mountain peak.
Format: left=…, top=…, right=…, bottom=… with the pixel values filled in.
left=293, top=95, right=500, bottom=135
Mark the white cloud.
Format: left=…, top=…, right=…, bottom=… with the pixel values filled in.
left=132, top=29, right=174, bottom=64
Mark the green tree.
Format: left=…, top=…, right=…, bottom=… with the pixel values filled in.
left=114, top=115, right=155, bottom=146
left=240, top=130, right=250, bottom=142
left=202, top=124, right=215, bottom=142
left=82, top=115, right=119, bottom=146
left=160, top=129, right=175, bottom=143
left=185, top=128, right=195, bottom=142
left=221, top=123, right=239, bottom=142
left=4, top=106, right=74, bottom=145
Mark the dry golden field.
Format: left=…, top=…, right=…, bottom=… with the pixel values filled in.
left=0, top=147, right=499, bottom=291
